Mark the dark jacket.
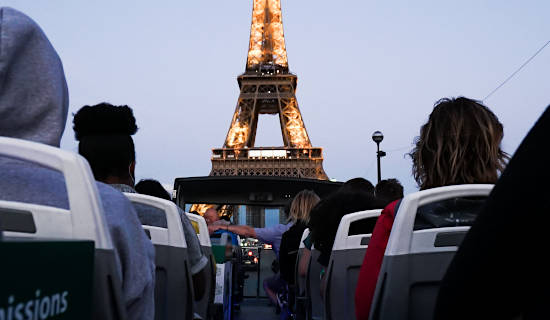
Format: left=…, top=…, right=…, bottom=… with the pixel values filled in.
left=279, top=221, right=307, bottom=285
left=435, top=106, right=550, bottom=320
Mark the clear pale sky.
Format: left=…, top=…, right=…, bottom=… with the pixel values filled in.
left=5, top=1, right=550, bottom=193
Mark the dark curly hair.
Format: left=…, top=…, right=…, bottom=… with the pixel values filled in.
left=135, top=179, right=171, bottom=201
left=73, top=103, right=138, bottom=181
left=73, top=103, right=137, bottom=140
left=375, top=178, right=404, bottom=206
left=409, top=97, right=508, bottom=190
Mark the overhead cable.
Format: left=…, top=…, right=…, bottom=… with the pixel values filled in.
left=483, top=40, right=550, bottom=102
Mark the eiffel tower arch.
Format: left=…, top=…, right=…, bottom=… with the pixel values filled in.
left=210, top=0, right=328, bottom=180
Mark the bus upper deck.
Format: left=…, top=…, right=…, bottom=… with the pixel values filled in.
left=1, top=4, right=548, bottom=320
left=0, top=135, right=494, bottom=320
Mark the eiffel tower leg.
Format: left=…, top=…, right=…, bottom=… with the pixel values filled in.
left=247, top=97, right=260, bottom=148
left=279, top=97, right=311, bottom=149
left=224, top=97, right=257, bottom=150
left=276, top=87, right=291, bottom=147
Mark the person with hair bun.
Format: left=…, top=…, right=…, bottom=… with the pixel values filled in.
left=355, top=97, right=508, bottom=320
left=73, top=103, right=209, bottom=301
left=0, top=9, right=155, bottom=319
left=73, top=103, right=139, bottom=190
left=135, top=179, right=171, bottom=201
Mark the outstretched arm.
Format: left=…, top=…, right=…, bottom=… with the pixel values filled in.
left=226, top=224, right=257, bottom=238
left=209, top=224, right=257, bottom=238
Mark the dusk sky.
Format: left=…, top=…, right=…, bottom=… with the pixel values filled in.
left=5, top=0, right=550, bottom=193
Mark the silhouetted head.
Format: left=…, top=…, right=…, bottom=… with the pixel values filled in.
left=135, top=179, right=170, bottom=200
left=410, top=97, right=507, bottom=190
left=375, top=178, right=404, bottom=206
left=204, top=208, right=219, bottom=225
left=340, top=177, right=375, bottom=195
left=73, top=103, right=138, bottom=186
left=288, top=190, right=320, bottom=224
left=307, top=185, right=382, bottom=266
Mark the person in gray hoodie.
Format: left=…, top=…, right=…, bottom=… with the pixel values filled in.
left=0, top=7, right=155, bottom=319
left=73, top=103, right=209, bottom=300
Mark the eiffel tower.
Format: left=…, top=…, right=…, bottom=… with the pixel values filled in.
left=210, top=0, right=328, bottom=180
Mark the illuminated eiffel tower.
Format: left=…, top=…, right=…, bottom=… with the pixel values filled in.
left=210, top=0, right=328, bottom=179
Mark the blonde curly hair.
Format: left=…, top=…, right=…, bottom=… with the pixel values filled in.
left=288, top=190, right=320, bottom=224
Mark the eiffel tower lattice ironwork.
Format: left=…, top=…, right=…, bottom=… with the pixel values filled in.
left=210, top=0, right=328, bottom=179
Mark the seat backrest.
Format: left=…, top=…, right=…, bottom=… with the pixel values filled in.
left=186, top=213, right=212, bottom=248
left=186, top=213, right=215, bottom=320
left=370, top=184, right=493, bottom=320
left=124, top=193, right=194, bottom=320
left=306, top=245, right=324, bottom=320
left=325, top=209, right=382, bottom=320
left=294, top=228, right=310, bottom=319
left=295, top=228, right=310, bottom=297
left=0, top=137, right=125, bottom=320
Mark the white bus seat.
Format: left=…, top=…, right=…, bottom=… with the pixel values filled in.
left=294, top=228, right=310, bottom=316
left=124, top=193, right=195, bottom=320
left=369, top=184, right=493, bottom=320
left=186, top=213, right=211, bottom=248
left=0, top=137, right=125, bottom=320
left=296, top=228, right=310, bottom=293
left=186, top=213, right=215, bottom=320
left=324, top=209, right=382, bottom=320
left=306, top=246, right=324, bottom=320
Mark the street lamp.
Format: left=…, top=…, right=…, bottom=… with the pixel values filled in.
left=372, top=131, right=386, bottom=183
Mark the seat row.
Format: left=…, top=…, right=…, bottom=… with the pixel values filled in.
left=296, top=184, right=493, bottom=320
left=0, top=137, right=215, bottom=320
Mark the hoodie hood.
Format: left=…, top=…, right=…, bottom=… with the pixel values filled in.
left=0, top=7, right=68, bottom=147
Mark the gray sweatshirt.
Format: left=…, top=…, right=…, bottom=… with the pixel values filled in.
left=0, top=7, right=155, bottom=320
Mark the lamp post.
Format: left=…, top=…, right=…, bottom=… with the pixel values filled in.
left=372, top=131, right=386, bottom=184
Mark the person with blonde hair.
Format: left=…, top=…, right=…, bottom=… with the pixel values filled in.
left=209, top=190, right=320, bottom=258
left=209, top=190, right=320, bottom=309
left=355, top=97, right=508, bottom=319
left=279, top=191, right=321, bottom=285
left=287, top=189, right=320, bottom=224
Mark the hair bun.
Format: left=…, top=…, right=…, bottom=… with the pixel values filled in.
left=73, top=103, right=138, bottom=141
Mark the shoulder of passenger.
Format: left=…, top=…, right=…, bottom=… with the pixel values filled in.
left=382, top=199, right=401, bottom=218
left=95, top=182, right=139, bottom=218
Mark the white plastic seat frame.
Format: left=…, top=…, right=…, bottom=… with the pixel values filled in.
left=124, top=193, right=196, bottom=320
left=324, top=209, right=382, bottom=320
left=301, top=227, right=324, bottom=320
left=369, top=184, right=494, bottom=320
left=186, top=212, right=215, bottom=320
left=0, top=137, right=112, bottom=248
left=294, top=228, right=310, bottom=318
left=124, top=193, right=187, bottom=248
left=186, top=213, right=212, bottom=248
left=0, top=137, right=124, bottom=320
left=332, top=209, right=383, bottom=252
left=295, top=228, right=310, bottom=296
